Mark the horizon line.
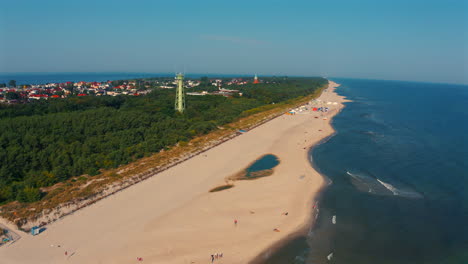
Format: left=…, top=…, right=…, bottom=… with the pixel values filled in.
left=0, top=72, right=466, bottom=86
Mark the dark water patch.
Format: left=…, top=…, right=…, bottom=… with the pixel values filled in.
left=229, top=154, right=280, bottom=181
left=247, top=154, right=280, bottom=174
left=212, top=154, right=280, bottom=192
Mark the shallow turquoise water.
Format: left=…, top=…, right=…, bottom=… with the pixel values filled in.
left=0, top=72, right=256, bottom=85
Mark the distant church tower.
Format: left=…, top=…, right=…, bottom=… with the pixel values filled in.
left=175, top=73, right=185, bottom=113
left=253, top=74, right=259, bottom=84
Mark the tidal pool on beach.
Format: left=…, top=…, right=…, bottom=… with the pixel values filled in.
left=245, top=154, right=280, bottom=178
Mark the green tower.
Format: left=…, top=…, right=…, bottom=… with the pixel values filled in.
left=175, top=73, right=185, bottom=113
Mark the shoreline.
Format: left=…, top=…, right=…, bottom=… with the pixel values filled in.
left=249, top=81, right=348, bottom=264
left=0, top=80, right=347, bottom=264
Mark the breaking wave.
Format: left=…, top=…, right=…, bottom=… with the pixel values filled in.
left=377, top=179, right=398, bottom=195
left=347, top=170, right=422, bottom=199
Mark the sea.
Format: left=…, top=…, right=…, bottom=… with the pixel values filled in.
left=0, top=72, right=173, bottom=85
left=0, top=72, right=254, bottom=85
left=264, top=78, right=468, bottom=264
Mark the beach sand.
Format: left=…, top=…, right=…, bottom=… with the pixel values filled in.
left=0, top=81, right=346, bottom=264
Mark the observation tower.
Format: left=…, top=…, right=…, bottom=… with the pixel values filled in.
left=175, top=73, right=185, bottom=113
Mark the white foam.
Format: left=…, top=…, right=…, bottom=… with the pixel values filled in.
left=348, top=171, right=422, bottom=198
left=377, top=179, right=399, bottom=195
left=347, top=171, right=374, bottom=193
left=376, top=179, right=423, bottom=198
left=347, top=170, right=369, bottom=181
left=346, top=171, right=362, bottom=180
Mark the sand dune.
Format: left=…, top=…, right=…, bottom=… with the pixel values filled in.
left=0, top=81, right=345, bottom=264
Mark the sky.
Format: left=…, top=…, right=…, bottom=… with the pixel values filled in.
left=0, top=0, right=467, bottom=84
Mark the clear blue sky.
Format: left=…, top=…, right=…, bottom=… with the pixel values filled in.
left=1, top=0, right=467, bottom=84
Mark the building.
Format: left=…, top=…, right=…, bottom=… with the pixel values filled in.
left=253, top=74, right=259, bottom=84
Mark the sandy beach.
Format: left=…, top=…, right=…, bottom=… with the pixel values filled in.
left=0, top=80, right=346, bottom=264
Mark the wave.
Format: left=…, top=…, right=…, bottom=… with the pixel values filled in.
left=347, top=170, right=374, bottom=184
left=377, top=179, right=398, bottom=195
left=377, top=178, right=423, bottom=198
left=347, top=170, right=381, bottom=194
left=347, top=170, right=423, bottom=199
left=362, top=130, right=376, bottom=135
left=346, top=170, right=369, bottom=180
left=360, top=130, right=385, bottom=138
left=346, top=170, right=366, bottom=182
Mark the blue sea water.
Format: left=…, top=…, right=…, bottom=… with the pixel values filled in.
left=0, top=72, right=170, bottom=85
left=0, top=72, right=255, bottom=85
left=264, top=78, right=468, bottom=264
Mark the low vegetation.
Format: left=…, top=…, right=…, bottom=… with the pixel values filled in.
left=209, top=184, right=235, bottom=192
left=229, top=169, right=275, bottom=181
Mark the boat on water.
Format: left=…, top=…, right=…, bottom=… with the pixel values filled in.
left=332, top=215, right=336, bottom=224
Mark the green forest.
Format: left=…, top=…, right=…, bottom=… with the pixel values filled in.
left=0, top=77, right=326, bottom=204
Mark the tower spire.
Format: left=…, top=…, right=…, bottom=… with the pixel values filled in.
left=253, top=74, right=259, bottom=84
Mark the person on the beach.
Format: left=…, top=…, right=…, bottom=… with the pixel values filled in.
left=65, top=251, right=67, bottom=256
left=234, top=219, right=238, bottom=226
left=211, top=254, right=214, bottom=263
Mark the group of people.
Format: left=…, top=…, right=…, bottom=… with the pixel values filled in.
left=210, top=253, right=223, bottom=263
